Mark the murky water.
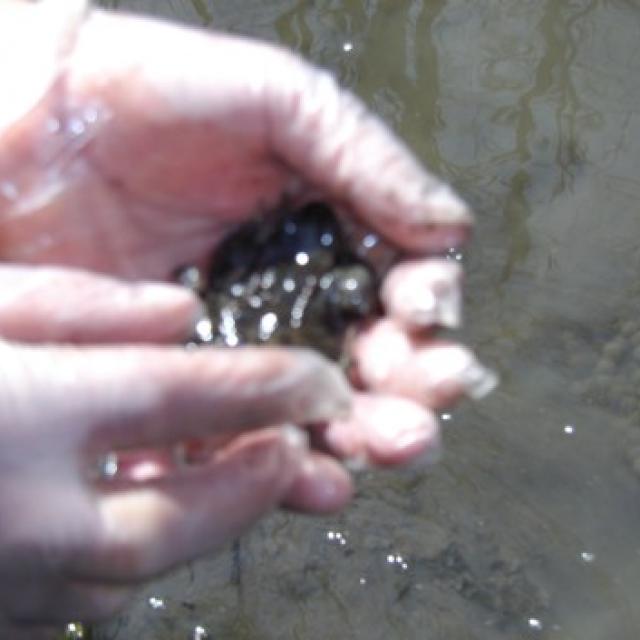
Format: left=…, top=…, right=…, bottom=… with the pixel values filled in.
left=91, top=1, right=640, bottom=638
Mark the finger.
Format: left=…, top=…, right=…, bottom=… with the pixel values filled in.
left=264, top=56, right=473, bottom=253
left=352, top=319, right=498, bottom=408
left=380, top=258, right=463, bottom=330
left=66, top=11, right=471, bottom=253
left=4, top=342, right=352, bottom=453
left=282, top=451, right=353, bottom=514
left=0, top=265, right=201, bottom=343
left=317, top=393, right=441, bottom=467
left=72, top=427, right=306, bottom=583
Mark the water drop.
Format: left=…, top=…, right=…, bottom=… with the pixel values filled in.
left=259, top=312, right=278, bottom=340
left=580, top=551, right=595, bottom=563
left=528, top=617, right=543, bottom=631
left=195, top=317, right=213, bottom=343
left=362, top=233, right=378, bottom=249
left=282, top=277, right=296, bottom=293
left=67, top=116, right=86, bottom=136
left=148, top=596, right=165, bottom=610
left=193, top=625, right=209, bottom=640
left=295, top=251, right=310, bottom=266
left=46, top=117, right=61, bottom=134
left=84, top=105, right=100, bottom=124
left=441, top=413, right=452, bottom=421
left=564, top=425, right=575, bottom=435
left=284, top=221, right=297, bottom=235
left=320, top=231, right=334, bottom=247
left=343, top=42, right=354, bottom=52
left=0, top=181, right=18, bottom=201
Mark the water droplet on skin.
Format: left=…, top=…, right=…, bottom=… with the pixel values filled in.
left=46, top=117, right=61, bottom=134
left=67, top=117, right=86, bottom=136
left=84, top=105, right=100, bottom=124
left=0, top=181, right=18, bottom=201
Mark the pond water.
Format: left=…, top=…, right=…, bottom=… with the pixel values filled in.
left=92, top=1, right=640, bottom=639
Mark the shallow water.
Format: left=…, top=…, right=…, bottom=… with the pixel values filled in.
left=92, top=1, right=640, bottom=638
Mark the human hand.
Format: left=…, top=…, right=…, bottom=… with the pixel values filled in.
left=0, top=0, right=494, bottom=629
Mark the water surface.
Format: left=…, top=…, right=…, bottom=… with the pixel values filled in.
left=93, top=2, right=640, bottom=638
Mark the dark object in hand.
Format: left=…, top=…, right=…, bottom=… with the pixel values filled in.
left=202, top=202, right=379, bottom=361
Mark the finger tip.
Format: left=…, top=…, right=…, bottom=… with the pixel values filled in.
left=283, top=455, right=353, bottom=514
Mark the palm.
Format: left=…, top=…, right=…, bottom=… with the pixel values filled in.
left=2, top=91, right=299, bottom=281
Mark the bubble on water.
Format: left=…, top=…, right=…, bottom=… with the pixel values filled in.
left=195, top=317, right=213, bottom=343
left=295, top=251, right=310, bottom=266
left=230, top=283, right=244, bottom=297
left=193, top=625, right=209, bottom=640
left=343, top=277, right=358, bottom=291
left=259, top=312, right=278, bottom=340
left=362, top=233, right=378, bottom=249
left=148, top=596, right=165, bottom=610
left=320, top=231, right=334, bottom=247
left=65, top=622, right=88, bottom=639
left=284, top=220, right=297, bottom=235
left=580, top=551, right=596, bottom=563
left=528, top=617, right=543, bottom=631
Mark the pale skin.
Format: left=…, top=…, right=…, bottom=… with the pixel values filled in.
left=0, top=0, right=495, bottom=635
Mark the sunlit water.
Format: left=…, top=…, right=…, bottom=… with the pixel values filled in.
left=92, top=1, right=640, bottom=638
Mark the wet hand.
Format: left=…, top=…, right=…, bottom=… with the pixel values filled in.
left=0, top=0, right=493, bottom=626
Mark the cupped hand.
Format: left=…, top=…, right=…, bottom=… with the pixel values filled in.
left=0, top=0, right=493, bottom=629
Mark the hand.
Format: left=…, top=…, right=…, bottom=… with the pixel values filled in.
left=0, top=0, right=493, bottom=630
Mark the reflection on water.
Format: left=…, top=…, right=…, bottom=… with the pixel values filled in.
left=93, top=1, right=640, bottom=638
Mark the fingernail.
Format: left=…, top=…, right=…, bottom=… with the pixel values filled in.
left=139, top=282, right=199, bottom=307
left=407, top=286, right=462, bottom=329
left=460, top=361, right=499, bottom=399
left=294, top=352, right=354, bottom=422
left=424, top=186, right=473, bottom=225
